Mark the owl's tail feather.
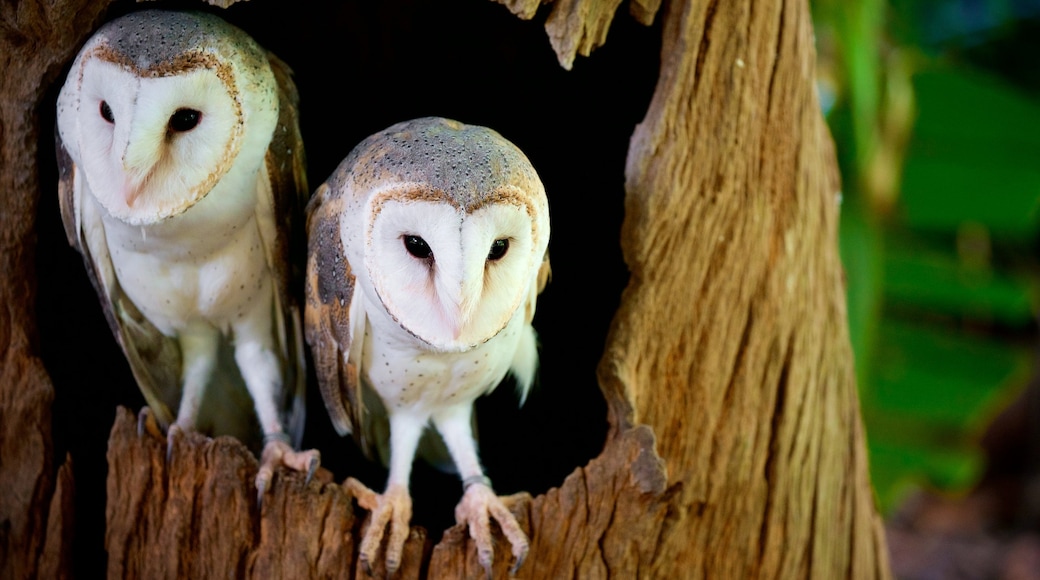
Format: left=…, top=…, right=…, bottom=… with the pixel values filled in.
left=509, top=324, right=539, bottom=407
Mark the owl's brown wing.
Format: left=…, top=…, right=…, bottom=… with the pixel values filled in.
left=304, top=183, right=368, bottom=451
left=56, top=136, right=182, bottom=427
left=258, top=52, right=310, bottom=446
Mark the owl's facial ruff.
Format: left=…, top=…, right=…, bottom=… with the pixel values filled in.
left=69, top=54, right=244, bottom=225
left=364, top=186, right=542, bottom=353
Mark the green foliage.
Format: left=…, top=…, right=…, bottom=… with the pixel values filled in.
left=824, top=2, right=1040, bottom=514
left=902, top=69, right=1040, bottom=239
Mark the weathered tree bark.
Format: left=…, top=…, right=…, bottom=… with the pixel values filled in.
left=613, top=0, right=890, bottom=575
left=1, top=0, right=890, bottom=577
left=0, top=2, right=111, bottom=578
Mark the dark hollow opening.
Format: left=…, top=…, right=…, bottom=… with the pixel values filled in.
left=35, top=0, right=661, bottom=574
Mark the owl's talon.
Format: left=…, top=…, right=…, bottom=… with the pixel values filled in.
left=165, top=423, right=182, bottom=464
left=256, top=436, right=320, bottom=498
left=510, top=559, right=523, bottom=576
left=137, top=407, right=165, bottom=440
left=136, top=407, right=151, bottom=438
left=256, top=477, right=268, bottom=506
left=305, top=453, right=320, bottom=485
left=358, top=555, right=372, bottom=576
left=455, top=481, right=530, bottom=577
left=347, top=479, right=412, bottom=576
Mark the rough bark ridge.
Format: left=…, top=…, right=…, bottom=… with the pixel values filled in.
left=613, top=0, right=890, bottom=576
left=0, top=2, right=110, bottom=578
left=0, top=0, right=891, bottom=577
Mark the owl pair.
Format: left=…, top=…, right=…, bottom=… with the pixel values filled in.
left=56, top=10, right=548, bottom=577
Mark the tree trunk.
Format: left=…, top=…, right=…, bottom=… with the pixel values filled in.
left=0, top=2, right=111, bottom=578
left=0, top=0, right=890, bottom=577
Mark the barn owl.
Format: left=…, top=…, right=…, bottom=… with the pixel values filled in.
left=305, top=117, right=550, bottom=576
left=55, top=10, right=318, bottom=497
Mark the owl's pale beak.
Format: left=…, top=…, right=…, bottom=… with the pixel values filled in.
left=442, top=298, right=476, bottom=341
left=119, top=115, right=161, bottom=208
left=122, top=180, right=144, bottom=208
left=121, top=154, right=156, bottom=208
left=451, top=296, right=479, bottom=341
left=447, top=268, right=483, bottom=341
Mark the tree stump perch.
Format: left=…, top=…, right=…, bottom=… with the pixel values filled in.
left=0, top=0, right=891, bottom=578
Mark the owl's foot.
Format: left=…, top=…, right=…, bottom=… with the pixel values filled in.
left=165, top=422, right=187, bottom=464
left=455, top=480, right=530, bottom=578
left=136, top=406, right=163, bottom=439
left=345, top=477, right=412, bottom=575
left=255, top=434, right=321, bottom=502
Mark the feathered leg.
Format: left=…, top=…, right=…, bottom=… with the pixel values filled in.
left=235, top=293, right=319, bottom=500
left=167, top=323, right=220, bottom=462
left=348, top=410, right=424, bottom=575
left=433, top=404, right=529, bottom=578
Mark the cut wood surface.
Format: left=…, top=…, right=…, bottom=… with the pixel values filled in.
left=0, top=0, right=890, bottom=577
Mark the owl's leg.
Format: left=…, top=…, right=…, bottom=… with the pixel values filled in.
left=348, top=411, right=423, bottom=576
left=433, top=405, right=530, bottom=578
left=233, top=305, right=320, bottom=499
left=167, top=324, right=220, bottom=462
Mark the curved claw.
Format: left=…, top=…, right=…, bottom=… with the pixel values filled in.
left=305, top=453, right=320, bottom=485
left=165, top=423, right=182, bottom=464
left=136, top=407, right=150, bottom=437
left=510, top=551, right=527, bottom=577
left=256, top=477, right=268, bottom=507
left=255, top=437, right=321, bottom=501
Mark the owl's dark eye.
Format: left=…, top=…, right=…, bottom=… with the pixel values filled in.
left=488, top=239, right=509, bottom=261
left=99, top=101, right=114, bottom=123
left=404, top=235, right=433, bottom=260
left=168, top=108, right=201, bottom=132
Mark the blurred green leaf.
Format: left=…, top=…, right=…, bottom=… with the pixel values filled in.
left=867, top=437, right=983, bottom=512
left=901, top=67, right=1040, bottom=238
left=840, top=199, right=885, bottom=389
left=819, top=1, right=1040, bottom=519
left=862, top=319, right=1031, bottom=512
left=870, top=319, right=1030, bottom=427
left=884, top=237, right=1036, bottom=325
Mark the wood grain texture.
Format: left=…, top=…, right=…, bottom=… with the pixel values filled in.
left=106, top=407, right=381, bottom=579
left=612, top=0, right=891, bottom=576
left=0, top=1, right=110, bottom=578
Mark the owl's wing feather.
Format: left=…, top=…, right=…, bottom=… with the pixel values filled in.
left=304, top=184, right=367, bottom=448
left=56, top=137, right=182, bottom=427
left=56, top=139, right=80, bottom=249
left=258, top=52, right=310, bottom=447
